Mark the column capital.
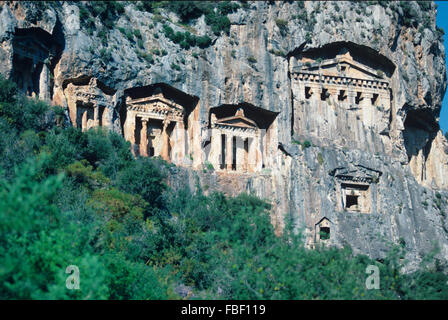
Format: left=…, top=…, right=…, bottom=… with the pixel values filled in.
left=362, top=92, right=373, bottom=99
left=328, top=87, right=339, bottom=96
left=347, top=90, right=357, bottom=97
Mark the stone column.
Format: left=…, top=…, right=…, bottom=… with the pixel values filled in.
left=125, top=112, right=136, bottom=144
left=309, top=83, right=319, bottom=102
left=236, top=135, right=245, bottom=172
left=209, top=127, right=222, bottom=170
left=39, top=63, right=50, bottom=101
left=243, top=137, right=249, bottom=172
left=362, top=92, right=373, bottom=128
left=335, top=182, right=343, bottom=211
left=122, top=107, right=137, bottom=155
left=379, top=91, right=390, bottom=112
left=94, top=105, right=100, bottom=127
left=226, top=132, right=233, bottom=170
left=248, top=136, right=255, bottom=173
left=173, top=121, right=185, bottom=165
left=328, top=87, right=338, bottom=105
left=378, top=90, right=391, bottom=133
left=82, top=110, right=87, bottom=132
left=347, top=90, right=357, bottom=107
left=249, top=133, right=262, bottom=172
left=255, top=133, right=263, bottom=171
left=140, top=119, right=148, bottom=157
left=295, top=79, right=306, bottom=101
left=161, top=120, right=170, bottom=162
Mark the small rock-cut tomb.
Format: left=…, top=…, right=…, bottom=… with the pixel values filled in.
left=207, top=104, right=278, bottom=173
left=12, top=27, right=60, bottom=101
left=64, top=77, right=115, bottom=132
left=123, top=84, right=197, bottom=165
left=315, top=217, right=331, bottom=242
left=333, top=165, right=382, bottom=214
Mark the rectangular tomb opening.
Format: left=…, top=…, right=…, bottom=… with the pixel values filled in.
left=341, top=183, right=371, bottom=213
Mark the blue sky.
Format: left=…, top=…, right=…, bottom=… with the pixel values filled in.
left=436, top=1, right=448, bottom=133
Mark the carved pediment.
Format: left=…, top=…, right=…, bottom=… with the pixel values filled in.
left=330, top=165, right=382, bottom=184
left=213, top=108, right=258, bottom=129
left=315, top=217, right=332, bottom=227
left=128, top=92, right=183, bottom=111
left=127, top=92, right=185, bottom=122
left=67, top=78, right=113, bottom=107
left=300, top=52, right=383, bottom=80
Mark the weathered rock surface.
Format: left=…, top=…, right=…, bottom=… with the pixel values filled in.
left=1, top=1, right=448, bottom=271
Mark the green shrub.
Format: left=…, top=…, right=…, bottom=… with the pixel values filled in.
left=98, top=28, right=107, bottom=46
left=205, top=12, right=231, bottom=35
left=133, top=28, right=142, bottom=39
left=79, top=6, right=90, bottom=21
left=99, top=48, right=112, bottom=62
left=141, top=52, right=154, bottom=64
left=137, top=39, right=144, bottom=49
left=247, top=56, right=257, bottom=63
left=305, top=32, right=312, bottom=43
left=302, top=140, right=311, bottom=149
left=317, top=153, right=324, bottom=165
left=218, top=1, right=240, bottom=15
left=125, top=29, right=134, bottom=42
left=275, top=18, right=288, bottom=35
left=196, top=35, right=212, bottom=48
left=116, top=157, right=166, bottom=211
left=151, top=48, right=161, bottom=56
left=163, top=23, right=212, bottom=49
left=171, top=62, right=181, bottom=71
left=205, top=161, right=214, bottom=171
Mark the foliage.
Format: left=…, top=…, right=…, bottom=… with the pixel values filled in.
left=140, top=1, right=235, bottom=49
left=204, top=11, right=231, bottom=36
left=78, top=1, right=125, bottom=31
left=275, top=18, right=288, bottom=36
left=116, top=157, right=167, bottom=215
left=162, top=24, right=212, bottom=49
left=99, top=48, right=112, bottom=62
left=247, top=56, right=257, bottom=63
left=302, top=140, right=311, bottom=149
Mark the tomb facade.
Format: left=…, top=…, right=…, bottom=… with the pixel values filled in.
left=290, top=45, right=395, bottom=153
left=315, top=217, right=331, bottom=243
left=207, top=104, right=278, bottom=173
left=123, top=84, right=198, bottom=165
left=331, top=165, right=382, bottom=214
left=64, top=77, right=116, bottom=132
left=11, top=27, right=62, bottom=101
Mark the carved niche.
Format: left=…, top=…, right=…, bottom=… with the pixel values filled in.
left=330, top=165, right=382, bottom=214
left=315, top=217, right=332, bottom=243
left=11, top=27, right=63, bottom=101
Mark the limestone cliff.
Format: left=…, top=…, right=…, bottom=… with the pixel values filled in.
left=1, top=0, right=448, bottom=271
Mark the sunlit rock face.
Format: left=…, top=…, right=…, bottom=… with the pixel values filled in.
left=1, top=1, right=448, bottom=271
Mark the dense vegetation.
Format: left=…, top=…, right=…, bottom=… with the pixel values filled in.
left=77, top=1, right=240, bottom=51
left=0, top=75, right=447, bottom=299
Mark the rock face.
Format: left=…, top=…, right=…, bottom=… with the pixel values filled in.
left=1, top=1, right=448, bottom=271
